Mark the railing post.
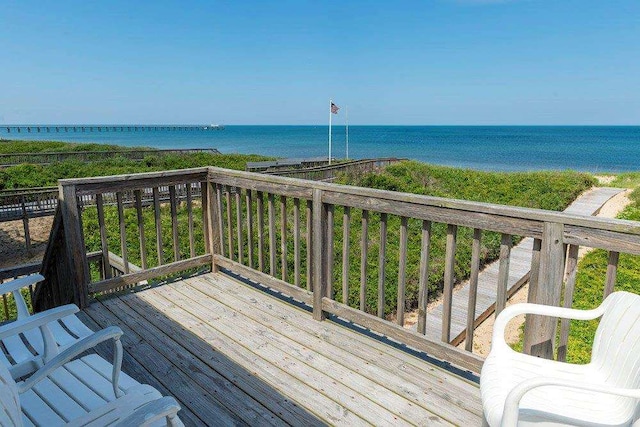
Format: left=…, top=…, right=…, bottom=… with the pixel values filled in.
left=312, top=189, right=326, bottom=321
left=20, top=194, right=31, bottom=251
left=202, top=179, right=221, bottom=272
left=523, top=222, right=565, bottom=358
left=59, top=183, right=90, bottom=309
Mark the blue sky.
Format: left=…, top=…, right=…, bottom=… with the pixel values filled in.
left=1, top=0, right=638, bottom=125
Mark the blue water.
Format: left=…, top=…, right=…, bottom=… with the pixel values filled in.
left=1, top=126, right=639, bottom=173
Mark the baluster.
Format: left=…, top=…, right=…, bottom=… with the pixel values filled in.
left=360, top=210, right=369, bottom=311
left=294, top=198, right=301, bottom=287
left=186, top=184, right=195, bottom=258
left=215, top=184, right=225, bottom=257
left=325, top=204, right=335, bottom=298
left=465, top=229, right=482, bottom=351
left=134, top=190, right=147, bottom=269
left=377, top=213, right=387, bottom=318
left=153, top=187, right=163, bottom=265
left=116, top=192, right=129, bottom=274
left=201, top=182, right=210, bottom=255
left=225, top=187, right=233, bottom=259
left=306, top=200, right=313, bottom=291
left=169, top=185, right=180, bottom=262
left=246, top=190, right=254, bottom=268
left=268, top=193, right=276, bottom=276
left=280, top=196, right=288, bottom=281
left=342, top=206, right=351, bottom=304
left=235, top=188, right=244, bottom=264
left=417, top=220, right=431, bottom=335
left=442, top=224, right=457, bottom=343
left=96, top=193, right=112, bottom=279
left=496, top=233, right=512, bottom=316
left=397, top=216, right=408, bottom=326
left=257, top=191, right=265, bottom=271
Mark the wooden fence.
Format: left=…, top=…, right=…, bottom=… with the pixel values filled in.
left=0, top=185, right=202, bottom=251
left=32, top=167, right=640, bottom=372
left=265, top=158, right=404, bottom=181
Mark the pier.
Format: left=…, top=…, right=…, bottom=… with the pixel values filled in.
left=3, top=124, right=223, bottom=134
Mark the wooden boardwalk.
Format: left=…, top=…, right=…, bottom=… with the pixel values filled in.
left=420, top=187, right=625, bottom=345
left=79, top=272, right=482, bottom=426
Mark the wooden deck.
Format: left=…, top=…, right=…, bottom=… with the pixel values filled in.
left=78, top=271, right=482, bottom=426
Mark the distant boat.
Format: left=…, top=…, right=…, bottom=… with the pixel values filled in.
left=207, top=124, right=224, bottom=130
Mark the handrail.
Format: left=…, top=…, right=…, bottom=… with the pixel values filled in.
left=39, top=166, right=640, bottom=371
left=206, top=166, right=639, bottom=238
left=264, top=157, right=404, bottom=174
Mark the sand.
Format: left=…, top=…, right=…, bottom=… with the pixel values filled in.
left=0, top=217, right=53, bottom=269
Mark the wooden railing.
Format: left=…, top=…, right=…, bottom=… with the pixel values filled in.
left=265, top=158, right=404, bottom=181
left=37, top=167, right=640, bottom=373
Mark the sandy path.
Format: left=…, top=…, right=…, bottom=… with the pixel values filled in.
left=0, top=217, right=53, bottom=269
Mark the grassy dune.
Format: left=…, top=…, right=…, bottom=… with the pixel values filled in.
left=0, top=141, right=272, bottom=189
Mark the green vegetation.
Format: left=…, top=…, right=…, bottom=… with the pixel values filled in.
left=338, top=161, right=595, bottom=210
left=0, top=141, right=272, bottom=189
left=0, top=139, right=141, bottom=153
left=607, top=172, right=640, bottom=189
left=564, top=187, right=640, bottom=364
left=327, top=162, right=596, bottom=317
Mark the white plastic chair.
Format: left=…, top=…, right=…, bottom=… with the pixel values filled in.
left=0, top=274, right=94, bottom=378
left=481, top=291, right=640, bottom=426
left=0, top=309, right=182, bottom=426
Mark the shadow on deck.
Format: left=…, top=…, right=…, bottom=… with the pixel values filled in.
left=80, top=271, right=482, bottom=426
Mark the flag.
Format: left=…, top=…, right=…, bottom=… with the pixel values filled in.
left=331, top=102, right=339, bottom=114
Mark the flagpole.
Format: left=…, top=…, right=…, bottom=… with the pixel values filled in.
left=345, top=106, right=349, bottom=160
left=328, top=99, right=332, bottom=165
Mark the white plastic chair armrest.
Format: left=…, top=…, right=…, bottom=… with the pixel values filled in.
left=0, top=274, right=44, bottom=295
left=501, top=377, right=640, bottom=426
left=112, top=396, right=182, bottom=427
left=1, top=274, right=45, bottom=319
left=0, top=304, right=79, bottom=340
left=492, top=302, right=605, bottom=351
left=18, top=326, right=124, bottom=398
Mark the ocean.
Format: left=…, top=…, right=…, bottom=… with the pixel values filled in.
left=1, top=125, right=639, bottom=173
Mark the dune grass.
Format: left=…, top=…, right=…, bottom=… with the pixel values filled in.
left=606, top=172, right=640, bottom=189
left=338, top=161, right=595, bottom=211
left=0, top=140, right=272, bottom=189
left=0, top=139, right=143, bottom=153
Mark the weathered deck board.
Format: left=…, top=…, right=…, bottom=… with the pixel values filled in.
left=83, top=272, right=481, bottom=426
left=417, top=187, right=624, bottom=345
left=75, top=312, right=206, bottom=427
